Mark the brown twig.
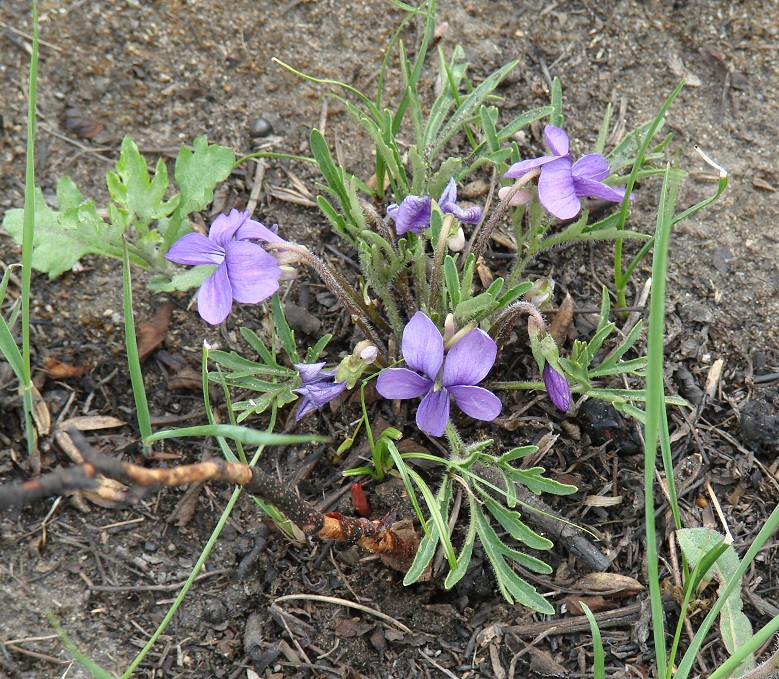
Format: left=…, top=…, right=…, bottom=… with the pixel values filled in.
left=0, top=428, right=418, bottom=565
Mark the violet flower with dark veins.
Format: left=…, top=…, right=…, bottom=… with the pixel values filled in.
left=438, top=178, right=482, bottom=224
left=504, top=125, right=631, bottom=220
left=293, top=362, right=348, bottom=420
left=543, top=363, right=571, bottom=412
left=387, top=179, right=482, bottom=235
left=376, top=312, right=502, bottom=437
left=165, top=209, right=283, bottom=325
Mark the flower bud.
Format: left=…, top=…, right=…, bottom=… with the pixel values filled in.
left=526, top=278, right=555, bottom=309
left=447, top=226, right=465, bottom=252
left=443, top=313, right=456, bottom=343
left=498, top=185, right=532, bottom=206
left=543, top=363, right=571, bottom=412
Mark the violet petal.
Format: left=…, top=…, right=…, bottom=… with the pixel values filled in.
left=401, top=312, right=444, bottom=379
left=544, top=125, right=570, bottom=156
left=295, top=362, right=330, bottom=383
left=503, top=154, right=559, bottom=179
left=571, top=154, right=610, bottom=182
left=543, top=363, right=571, bottom=412
left=391, top=195, right=432, bottom=235
left=538, top=156, right=581, bottom=220
left=448, top=385, right=502, bottom=422
left=416, top=388, right=450, bottom=437
left=438, top=178, right=458, bottom=207
left=224, top=241, right=281, bottom=304
left=166, top=232, right=224, bottom=266
left=234, top=218, right=286, bottom=243
left=442, top=202, right=482, bottom=225
left=443, top=328, right=497, bottom=387
left=197, top=262, right=233, bottom=325
left=572, top=177, right=629, bottom=204
left=294, top=380, right=347, bottom=419
left=209, top=209, right=247, bottom=246
left=376, top=368, right=432, bottom=400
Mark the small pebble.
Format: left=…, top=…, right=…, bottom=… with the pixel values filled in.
left=204, top=599, right=228, bottom=624
left=143, top=542, right=157, bottom=552
left=249, top=116, right=273, bottom=137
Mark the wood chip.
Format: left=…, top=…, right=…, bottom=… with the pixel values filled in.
left=573, top=572, right=645, bottom=596
left=43, top=358, right=88, bottom=379
left=137, top=301, right=172, bottom=361
left=752, top=177, right=777, bottom=192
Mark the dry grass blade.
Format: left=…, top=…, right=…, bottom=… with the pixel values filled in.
left=274, top=594, right=413, bottom=634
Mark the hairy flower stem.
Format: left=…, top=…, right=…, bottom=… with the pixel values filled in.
left=428, top=214, right=456, bottom=315
left=360, top=198, right=398, bottom=255
left=266, top=243, right=389, bottom=358
left=468, top=169, right=540, bottom=264
left=739, top=647, right=779, bottom=679
left=395, top=270, right=418, bottom=318
left=490, top=301, right=547, bottom=349
left=444, top=421, right=467, bottom=461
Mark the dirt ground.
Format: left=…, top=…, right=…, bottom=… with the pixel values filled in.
left=1, top=0, right=779, bottom=677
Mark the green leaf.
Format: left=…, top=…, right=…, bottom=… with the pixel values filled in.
left=241, top=327, right=279, bottom=367
left=444, top=513, right=476, bottom=589
left=428, top=157, right=463, bottom=200
left=550, top=77, right=563, bottom=127
left=271, top=295, right=299, bottom=364
left=3, top=180, right=125, bottom=278
left=107, top=136, right=179, bottom=231
left=498, top=445, right=538, bottom=464
left=443, top=255, right=460, bottom=307
left=403, top=476, right=453, bottom=585
left=429, top=60, right=519, bottom=156
left=165, top=136, right=234, bottom=247
left=497, top=105, right=555, bottom=142
left=581, top=604, right=606, bottom=679
left=483, top=497, right=553, bottom=550
left=502, top=466, right=578, bottom=496
left=678, top=528, right=755, bottom=676
left=424, top=44, right=469, bottom=147
left=147, top=264, right=215, bottom=293
left=472, top=506, right=554, bottom=612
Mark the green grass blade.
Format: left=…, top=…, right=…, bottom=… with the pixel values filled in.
left=46, top=613, right=114, bottom=679
left=676, top=500, right=779, bottom=679
left=271, top=293, right=299, bottom=364
left=550, top=77, right=563, bottom=127
left=146, top=424, right=321, bottom=447
left=643, top=164, right=675, bottom=677
left=20, top=0, right=41, bottom=457
left=581, top=603, right=605, bottom=679
left=123, top=241, right=153, bottom=453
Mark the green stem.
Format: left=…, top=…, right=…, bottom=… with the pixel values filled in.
left=614, top=81, right=685, bottom=308
left=428, top=214, right=455, bottom=315
left=20, top=0, right=40, bottom=458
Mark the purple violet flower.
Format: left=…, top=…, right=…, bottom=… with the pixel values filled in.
left=376, top=312, right=502, bottom=437
left=293, top=362, right=348, bottom=420
left=504, top=125, right=631, bottom=220
left=387, top=179, right=482, bottom=235
left=165, top=209, right=283, bottom=325
left=438, top=178, right=483, bottom=224
left=543, top=363, right=571, bottom=412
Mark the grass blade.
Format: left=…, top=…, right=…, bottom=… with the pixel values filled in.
left=122, top=241, right=152, bottom=453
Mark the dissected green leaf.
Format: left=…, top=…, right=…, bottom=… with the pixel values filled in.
left=166, top=136, right=234, bottom=245
left=107, top=136, right=179, bottom=232
left=3, top=180, right=124, bottom=278
left=472, top=506, right=554, bottom=612
left=678, top=528, right=755, bottom=677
